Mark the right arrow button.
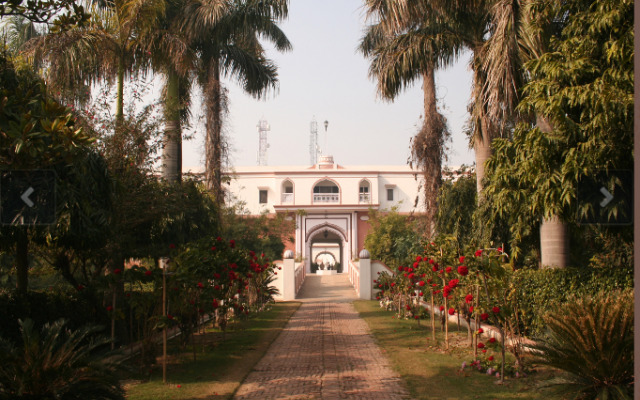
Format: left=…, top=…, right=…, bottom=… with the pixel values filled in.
left=599, top=187, right=614, bottom=207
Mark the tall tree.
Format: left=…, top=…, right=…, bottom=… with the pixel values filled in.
left=181, top=0, right=291, bottom=200
left=360, top=0, right=459, bottom=236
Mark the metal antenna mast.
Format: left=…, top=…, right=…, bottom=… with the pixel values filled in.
left=257, top=118, right=270, bottom=166
left=310, top=117, right=319, bottom=165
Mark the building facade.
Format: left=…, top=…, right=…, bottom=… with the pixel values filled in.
left=226, top=155, right=425, bottom=273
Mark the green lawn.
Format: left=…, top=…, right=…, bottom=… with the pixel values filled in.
left=124, top=302, right=300, bottom=400
left=353, top=300, right=558, bottom=400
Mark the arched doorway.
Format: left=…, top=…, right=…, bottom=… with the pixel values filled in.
left=305, top=224, right=349, bottom=274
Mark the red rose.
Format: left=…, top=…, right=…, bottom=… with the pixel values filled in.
left=406, top=304, right=411, bottom=311
left=212, top=299, right=219, bottom=308
left=419, top=291, right=423, bottom=296
left=249, top=251, right=255, bottom=257
left=445, top=266, right=452, bottom=273
left=197, top=282, right=204, bottom=288
left=448, top=279, right=459, bottom=288
left=390, top=282, right=396, bottom=287
left=398, top=266, right=404, bottom=272
left=428, top=259, right=435, bottom=264
left=443, top=285, right=452, bottom=298
left=77, top=284, right=84, bottom=291
left=432, top=265, right=439, bottom=272
left=477, top=328, right=484, bottom=334
left=408, top=273, right=415, bottom=279
left=448, top=308, right=455, bottom=315
left=488, top=356, right=494, bottom=361
left=497, top=247, right=503, bottom=253
left=376, top=296, right=380, bottom=300
left=418, top=281, right=425, bottom=287
left=145, top=270, right=152, bottom=276
left=211, top=246, right=216, bottom=251
left=489, top=337, right=496, bottom=343
left=465, top=294, right=473, bottom=304
left=469, top=306, right=474, bottom=313
left=229, top=239, right=235, bottom=248
left=482, top=349, right=487, bottom=353
left=113, top=268, right=122, bottom=275
left=481, top=313, right=489, bottom=321
left=169, top=243, right=176, bottom=249
left=106, top=306, right=113, bottom=311
left=492, top=306, right=500, bottom=314
left=457, top=265, right=469, bottom=276
left=474, top=249, right=483, bottom=257
left=477, top=342, right=485, bottom=349
left=177, top=384, right=181, bottom=388
left=414, top=315, right=419, bottom=320
left=459, top=256, right=465, bottom=264
left=439, top=305, right=445, bottom=312
left=413, top=261, right=419, bottom=268
left=216, top=236, right=222, bottom=242
left=416, top=256, right=422, bottom=262
left=167, top=314, right=174, bottom=319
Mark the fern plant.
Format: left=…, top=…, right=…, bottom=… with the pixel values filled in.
left=0, top=319, right=125, bottom=400
left=531, top=290, right=633, bottom=399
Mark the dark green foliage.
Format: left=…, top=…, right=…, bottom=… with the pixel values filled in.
left=364, top=207, right=422, bottom=269
left=436, top=171, right=476, bottom=247
left=0, top=289, right=107, bottom=345
left=510, top=265, right=632, bottom=337
left=530, top=291, right=633, bottom=399
left=0, top=318, right=124, bottom=400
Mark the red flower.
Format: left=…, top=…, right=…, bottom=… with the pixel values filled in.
left=443, top=286, right=452, bottom=298
left=416, top=255, right=423, bottom=262
left=477, top=342, right=485, bottom=349
left=106, top=306, right=113, bottom=312
left=249, top=250, right=255, bottom=257
left=390, top=282, right=396, bottom=287
left=477, top=328, right=484, bottom=334
left=145, top=270, right=152, bottom=276
left=406, top=304, right=412, bottom=311
left=113, top=268, right=122, bottom=275
left=482, top=349, right=487, bottom=353
left=428, top=259, right=435, bottom=264
left=439, top=305, right=445, bottom=312
left=408, top=273, right=415, bottom=279
left=469, top=306, right=474, bottom=313
left=432, top=265, right=439, bottom=272
left=445, top=266, right=452, bottom=274
left=497, top=247, right=503, bottom=253
left=492, top=306, right=500, bottom=314
left=465, top=294, right=473, bottom=304
left=376, top=296, right=380, bottom=300
left=216, top=236, right=223, bottom=242
left=229, top=239, right=235, bottom=248
left=211, top=246, right=216, bottom=251
left=481, top=313, right=489, bottom=321
left=419, top=291, right=423, bottom=296
left=489, top=337, right=496, bottom=343
left=167, top=314, right=174, bottom=320
left=448, top=308, right=455, bottom=315
left=177, top=384, right=182, bottom=388
left=77, top=284, right=84, bottom=291
left=413, top=261, right=419, bottom=268
left=398, top=266, right=404, bottom=272
left=197, top=282, right=204, bottom=288
left=457, top=265, right=469, bottom=276
left=212, top=299, right=219, bottom=309
left=448, top=279, right=459, bottom=288
left=169, top=243, right=176, bottom=249
left=488, top=356, right=494, bottom=361
left=414, top=315, right=419, bottom=320
left=418, top=281, right=425, bottom=287
left=459, top=256, right=465, bottom=264
left=474, top=249, right=483, bottom=257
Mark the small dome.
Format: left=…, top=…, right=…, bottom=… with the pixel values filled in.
left=318, top=155, right=334, bottom=165
left=283, top=250, right=294, bottom=259
left=358, top=249, right=371, bottom=259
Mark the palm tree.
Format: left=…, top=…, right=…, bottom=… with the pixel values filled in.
left=181, top=0, right=291, bottom=200
left=0, top=319, right=125, bottom=399
left=360, top=0, right=461, bottom=236
left=25, top=0, right=165, bottom=126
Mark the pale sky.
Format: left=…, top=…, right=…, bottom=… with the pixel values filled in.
left=182, top=0, right=475, bottom=170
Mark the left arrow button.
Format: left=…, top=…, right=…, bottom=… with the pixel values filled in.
left=21, top=187, right=35, bottom=207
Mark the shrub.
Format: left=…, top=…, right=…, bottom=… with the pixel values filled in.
left=530, top=291, right=633, bottom=399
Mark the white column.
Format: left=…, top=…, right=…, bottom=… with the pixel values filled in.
left=359, top=250, right=372, bottom=300
left=282, top=251, right=296, bottom=300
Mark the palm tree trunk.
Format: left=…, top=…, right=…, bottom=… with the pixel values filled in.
left=414, top=63, right=443, bottom=237
left=474, top=135, right=492, bottom=194
left=204, top=59, right=224, bottom=201
left=470, top=47, right=492, bottom=195
left=162, top=68, right=182, bottom=183
left=116, top=57, right=125, bottom=127
left=537, top=116, right=569, bottom=268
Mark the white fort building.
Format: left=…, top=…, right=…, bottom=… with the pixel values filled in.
left=226, top=155, right=426, bottom=274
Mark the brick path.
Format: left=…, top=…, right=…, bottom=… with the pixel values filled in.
left=233, top=275, right=412, bottom=400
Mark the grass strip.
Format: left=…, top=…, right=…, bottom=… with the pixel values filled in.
left=353, top=300, right=557, bottom=400
left=125, top=301, right=301, bottom=400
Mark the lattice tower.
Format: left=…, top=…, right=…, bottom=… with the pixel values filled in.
left=257, top=119, right=270, bottom=166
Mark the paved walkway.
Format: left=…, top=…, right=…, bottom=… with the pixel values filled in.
left=233, top=274, right=412, bottom=400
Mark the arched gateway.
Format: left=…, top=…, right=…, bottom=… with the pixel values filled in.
left=305, top=222, right=349, bottom=273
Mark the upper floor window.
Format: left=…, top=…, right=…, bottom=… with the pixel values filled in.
left=313, top=180, right=339, bottom=203
left=359, top=180, right=370, bottom=203
left=282, top=180, right=294, bottom=203
left=259, top=189, right=268, bottom=204
left=386, top=188, right=394, bottom=201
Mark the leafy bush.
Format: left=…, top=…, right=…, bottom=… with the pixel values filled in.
left=511, top=265, right=632, bottom=336
left=0, top=319, right=125, bottom=400
left=531, top=291, right=633, bottom=399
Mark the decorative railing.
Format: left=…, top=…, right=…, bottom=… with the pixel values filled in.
left=294, top=262, right=305, bottom=295
left=349, top=260, right=360, bottom=298
left=359, top=193, right=370, bottom=203
left=281, top=193, right=293, bottom=204
left=313, top=194, right=339, bottom=203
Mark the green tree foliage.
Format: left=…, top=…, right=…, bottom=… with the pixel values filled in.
left=436, top=170, right=476, bottom=247
left=531, top=291, right=634, bottom=399
left=0, top=318, right=124, bottom=400
left=481, top=0, right=633, bottom=262
left=364, top=208, right=421, bottom=268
